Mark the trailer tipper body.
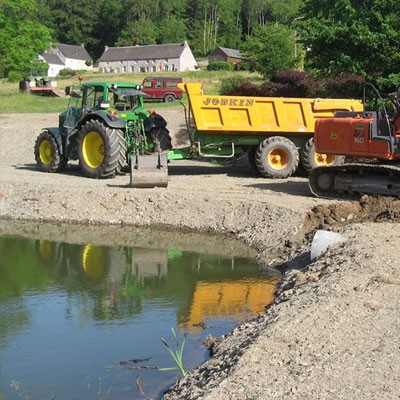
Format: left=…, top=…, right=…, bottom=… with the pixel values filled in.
left=169, top=83, right=364, bottom=178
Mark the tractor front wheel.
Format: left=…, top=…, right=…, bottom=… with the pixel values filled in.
left=300, top=138, right=345, bottom=174
left=255, top=136, right=299, bottom=179
left=77, top=120, right=123, bottom=178
left=34, top=130, right=67, bottom=173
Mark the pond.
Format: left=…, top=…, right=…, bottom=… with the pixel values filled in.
left=0, top=222, right=279, bottom=400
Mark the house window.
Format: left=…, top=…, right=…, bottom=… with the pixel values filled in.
left=130, top=65, right=135, bottom=73
left=152, top=66, right=157, bottom=72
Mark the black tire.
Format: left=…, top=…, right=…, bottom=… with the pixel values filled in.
left=34, top=130, right=67, bottom=173
left=247, top=146, right=259, bottom=173
left=255, top=136, right=299, bottom=179
left=164, top=94, right=175, bottom=103
left=77, top=120, right=123, bottom=179
left=148, top=127, right=172, bottom=152
left=300, top=137, right=345, bottom=174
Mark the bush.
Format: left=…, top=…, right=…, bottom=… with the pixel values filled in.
left=224, top=70, right=365, bottom=99
left=7, top=71, right=23, bottom=82
left=58, top=68, right=87, bottom=77
left=220, top=77, right=255, bottom=95
left=207, top=61, right=235, bottom=71
left=321, top=73, right=365, bottom=99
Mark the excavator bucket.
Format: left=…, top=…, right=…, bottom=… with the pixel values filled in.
left=130, top=152, right=168, bottom=188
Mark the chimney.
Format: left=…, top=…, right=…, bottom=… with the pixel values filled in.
left=104, top=45, right=109, bottom=52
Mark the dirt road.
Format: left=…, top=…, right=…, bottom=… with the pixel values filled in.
left=1, top=111, right=400, bottom=399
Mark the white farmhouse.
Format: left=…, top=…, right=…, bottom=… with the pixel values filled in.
left=39, top=43, right=93, bottom=77
left=98, top=41, right=198, bottom=74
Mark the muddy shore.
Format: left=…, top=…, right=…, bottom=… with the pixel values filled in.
left=1, top=112, right=399, bottom=399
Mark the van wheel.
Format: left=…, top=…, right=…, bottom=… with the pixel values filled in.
left=164, top=94, right=175, bottom=103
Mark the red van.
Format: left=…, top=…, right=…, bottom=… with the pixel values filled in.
left=142, top=77, right=183, bottom=102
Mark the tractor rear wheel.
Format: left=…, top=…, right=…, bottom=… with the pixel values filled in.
left=300, top=138, right=345, bottom=174
left=34, top=130, right=67, bottom=172
left=255, top=136, right=299, bottom=179
left=77, top=120, right=123, bottom=178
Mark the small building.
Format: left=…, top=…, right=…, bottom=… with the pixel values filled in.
left=39, top=43, right=93, bottom=77
left=207, top=47, right=242, bottom=65
left=98, top=41, right=198, bottom=74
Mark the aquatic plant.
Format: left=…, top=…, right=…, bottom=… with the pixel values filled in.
left=160, top=328, right=187, bottom=377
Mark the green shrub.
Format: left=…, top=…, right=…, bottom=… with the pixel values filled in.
left=207, top=61, right=235, bottom=71
left=7, top=71, right=23, bottom=82
left=220, top=76, right=250, bottom=95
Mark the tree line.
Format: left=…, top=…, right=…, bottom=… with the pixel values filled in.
left=1, top=0, right=399, bottom=89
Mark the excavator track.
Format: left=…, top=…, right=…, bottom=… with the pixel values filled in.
left=309, top=163, right=400, bottom=199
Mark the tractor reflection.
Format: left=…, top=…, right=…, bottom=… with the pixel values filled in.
left=33, top=239, right=279, bottom=326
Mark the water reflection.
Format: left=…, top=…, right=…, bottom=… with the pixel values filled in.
left=0, top=224, right=279, bottom=400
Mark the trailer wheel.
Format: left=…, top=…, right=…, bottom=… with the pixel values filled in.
left=255, top=136, right=299, bottom=179
left=300, top=138, right=345, bottom=174
left=247, top=146, right=259, bottom=173
left=149, top=127, right=172, bottom=151
left=77, top=120, right=122, bottom=178
left=34, top=130, right=67, bottom=172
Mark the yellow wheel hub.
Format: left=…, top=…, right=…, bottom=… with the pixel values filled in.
left=268, top=148, right=289, bottom=170
left=39, top=139, right=53, bottom=165
left=82, top=244, right=105, bottom=278
left=314, top=152, right=336, bottom=166
left=82, top=131, right=105, bottom=168
left=38, top=240, right=53, bottom=263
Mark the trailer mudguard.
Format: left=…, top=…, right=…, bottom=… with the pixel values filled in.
left=143, top=113, right=167, bottom=132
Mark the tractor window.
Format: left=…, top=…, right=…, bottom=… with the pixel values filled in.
left=83, top=86, right=105, bottom=111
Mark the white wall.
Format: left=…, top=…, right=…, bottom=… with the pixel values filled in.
left=64, top=58, right=92, bottom=71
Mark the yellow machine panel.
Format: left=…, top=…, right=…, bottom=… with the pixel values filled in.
left=181, top=83, right=364, bottom=134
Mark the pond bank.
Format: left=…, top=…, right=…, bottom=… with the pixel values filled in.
left=1, top=112, right=400, bottom=399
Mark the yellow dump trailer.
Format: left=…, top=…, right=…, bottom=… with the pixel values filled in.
left=169, top=83, right=364, bottom=178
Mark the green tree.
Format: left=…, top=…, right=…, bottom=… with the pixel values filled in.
left=298, top=0, right=400, bottom=79
left=0, top=0, right=52, bottom=79
left=116, top=18, right=159, bottom=46
left=158, top=16, right=187, bottom=44
left=241, top=23, right=297, bottom=78
left=41, top=0, right=100, bottom=57
left=93, top=0, right=125, bottom=58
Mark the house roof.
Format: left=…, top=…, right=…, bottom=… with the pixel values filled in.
left=211, top=47, right=242, bottom=59
left=41, top=52, right=64, bottom=65
left=58, top=43, right=92, bottom=61
left=99, top=43, right=187, bottom=62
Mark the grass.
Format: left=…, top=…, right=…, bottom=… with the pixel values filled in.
left=0, top=70, right=262, bottom=114
left=160, top=328, right=187, bottom=377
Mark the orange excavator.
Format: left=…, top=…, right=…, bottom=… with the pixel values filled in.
left=309, top=83, right=400, bottom=198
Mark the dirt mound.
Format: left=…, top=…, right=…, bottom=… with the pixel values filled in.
left=302, top=196, right=400, bottom=240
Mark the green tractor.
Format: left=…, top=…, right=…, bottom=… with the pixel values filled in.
left=34, top=81, right=172, bottom=187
